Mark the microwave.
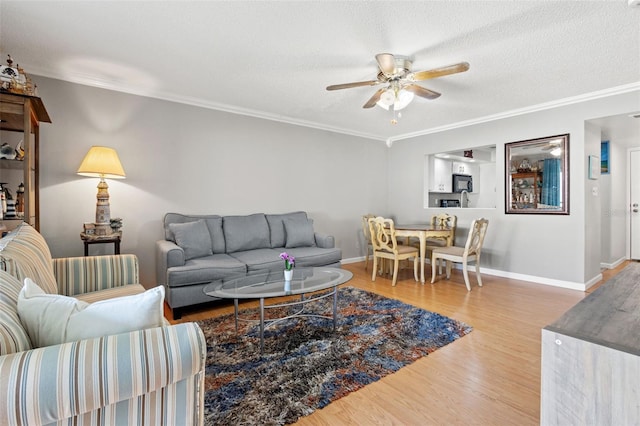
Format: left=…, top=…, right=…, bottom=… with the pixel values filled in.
left=452, top=174, right=473, bottom=193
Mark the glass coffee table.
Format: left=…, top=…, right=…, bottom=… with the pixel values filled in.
left=204, top=267, right=353, bottom=353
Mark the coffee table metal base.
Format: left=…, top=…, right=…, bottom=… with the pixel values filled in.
left=233, top=286, right=339, bottom=353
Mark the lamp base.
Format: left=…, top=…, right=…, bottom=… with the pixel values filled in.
left=94, top=223, right=113, bottom=236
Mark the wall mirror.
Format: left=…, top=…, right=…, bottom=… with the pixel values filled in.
left=505, top=134, right=569, bottom=215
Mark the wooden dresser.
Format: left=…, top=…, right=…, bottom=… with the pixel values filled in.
left=540, top=263, right=640, bottom=424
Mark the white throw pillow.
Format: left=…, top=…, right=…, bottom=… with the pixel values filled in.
left=17, top=278, right=165, bottom=347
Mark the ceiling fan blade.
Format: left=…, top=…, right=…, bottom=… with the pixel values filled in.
left=326, top=80, right=381, bottom=91
left=376, top=53, right=396, bottom=77
left=410, top=62, right=470, bottom=81
left=363, top=88, right=386, bottom=108
left=405, top=84, right=441, bottom=100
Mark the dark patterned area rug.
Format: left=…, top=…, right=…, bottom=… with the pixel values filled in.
left=198, top=286, right=472, bottom=425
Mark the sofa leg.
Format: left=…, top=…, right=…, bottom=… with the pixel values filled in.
left=172, top=308, right=182, bottom=320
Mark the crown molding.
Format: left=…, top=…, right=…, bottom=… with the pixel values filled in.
left=386, top=81, right=640, bottom=145
left=31, top=69, right=387, bottom=143
left=32, top=66, right=638, bottom=147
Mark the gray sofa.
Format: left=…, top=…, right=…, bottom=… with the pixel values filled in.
left=156, top=211, right=342, bottom=318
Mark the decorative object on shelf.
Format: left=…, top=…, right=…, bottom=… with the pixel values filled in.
left=77, top=146, right=126, bottom=236
left=5, top=199, right=16, bottom=219
left=16, top=183, right=24, bottom=218
left=0, top=183, right=6, bottom=218
left=280, top=252, right=295, bottom=281
left=110, top=217, right=123, bottom=231
left=83, top=222, right=96, bottom=235
left=2, top=187, right=14, bottom=218
left=14, top=140, right=24, bottom=160
left=517, top=158, right=531, bottom=173
left=0, top=143, right=16, bottom=160
left=505, top=134, right=569, bottom=215
left=0, top=55, right=36, bottom=96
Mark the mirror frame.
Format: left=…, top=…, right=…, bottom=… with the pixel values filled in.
left=505, top=134, right=569, bottom=215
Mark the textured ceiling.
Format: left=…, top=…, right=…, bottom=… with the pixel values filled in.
left=1, top=1, right=639, bottom=142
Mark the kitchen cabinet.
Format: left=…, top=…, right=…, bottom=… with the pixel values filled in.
left=452, top=161, right=472, bottom=175
left=0, top=93, right=51, bottom=231
left=429, top=157, right=452, bottom=193
left=510, top=172, right=541, bottom=208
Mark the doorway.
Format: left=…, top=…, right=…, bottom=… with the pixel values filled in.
left=630, top=149, right=640, bottom=260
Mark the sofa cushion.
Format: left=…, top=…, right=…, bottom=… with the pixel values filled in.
left=0, top=271, right=32, bottom=355
left=228, top=249, right=283, bottom=273
left=0, top=223, right=58, bottom=294
left=265, top=211, right=308, bottom=248
left=17, top=278, right=165, bottom=347
left=284, top=217, right=316, bottom=248
left=223, top=214, right=270, bottom=253
left=169, top=220, right=213, bottom=260
left=167, top=254, right=247, bottom=287
left=164, top=213, right=225, bottom=254
left=284, top=246, right=342, bottom=267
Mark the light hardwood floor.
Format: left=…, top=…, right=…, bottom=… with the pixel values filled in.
left=168, top=261, right=631, bottom=425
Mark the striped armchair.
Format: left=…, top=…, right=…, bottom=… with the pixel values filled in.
left=0, top=224, right=206, bottom=425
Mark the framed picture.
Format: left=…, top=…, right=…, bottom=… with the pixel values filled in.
left=505, top=134, right=569, bottom=215
left=601, top=141, right=610, bottom=174
left=589, top=155, right=600, bottom=180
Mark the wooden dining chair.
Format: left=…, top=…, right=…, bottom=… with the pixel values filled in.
left=361, top=214, right=375, bottom=270
left=408, top=213, right=457, bottom=273
left=430, top=218, right=489, bottom=291
left=368, top=216, right=419, bottom=287
left=426, top=213, right=457, bottom=273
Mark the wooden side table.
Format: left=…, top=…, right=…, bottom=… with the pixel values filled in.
left=80, top=231, right=121, bottom=256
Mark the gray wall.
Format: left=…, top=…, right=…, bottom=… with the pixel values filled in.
left=387, top=91, right=639, bottom=288
left=36, top=77, right=389, bottom=287
left=34, top=76, right=638, bottom=289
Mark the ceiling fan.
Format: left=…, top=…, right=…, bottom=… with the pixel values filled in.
left=326, top=53, right=470, bottom=110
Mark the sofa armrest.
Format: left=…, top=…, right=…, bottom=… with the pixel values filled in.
left=315, top=233, right=335, bottom=248
left=156, top=240, right=185, bottom=286
left=52, top=254, right=139, bottom=297
left=0, top=323, right=206, bottom=426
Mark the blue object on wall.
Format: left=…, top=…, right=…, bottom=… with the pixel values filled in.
left=601, top=141, right=610, bottom=174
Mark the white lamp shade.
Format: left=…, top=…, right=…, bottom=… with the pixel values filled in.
left=77, top=146, right=126, bottom=179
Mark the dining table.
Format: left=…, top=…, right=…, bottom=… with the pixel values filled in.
left=394, top=224, right=454, bottom=283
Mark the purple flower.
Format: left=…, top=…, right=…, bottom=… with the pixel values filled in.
left=280, top=252, right=295, bottom=270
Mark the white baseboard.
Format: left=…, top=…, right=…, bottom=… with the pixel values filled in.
left=600, top=256, right=627, bottom=270
left=341, top=256, right=588, bottom=291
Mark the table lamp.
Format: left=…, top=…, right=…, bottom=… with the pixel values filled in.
left=77, top=146, right=126, bottom=236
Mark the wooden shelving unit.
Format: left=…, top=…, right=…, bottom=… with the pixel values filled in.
left=0, top=92, right=51, bottom=231
left=510, top=171, right=542, bottom=209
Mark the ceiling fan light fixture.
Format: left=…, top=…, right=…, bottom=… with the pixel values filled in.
left=550, top=147, right=562, bottom=156
left=376, top=88, right=414, bottom=111
left=379, top=89, right=396, bottom=106
left=395, top=89, right=414, bottom=110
